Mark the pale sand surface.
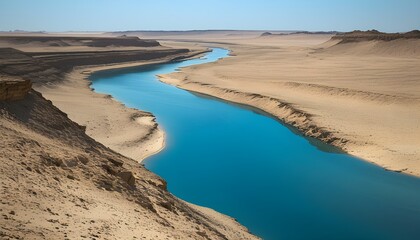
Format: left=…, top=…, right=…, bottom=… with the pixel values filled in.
left=2, top=31, right=419, bottom=239
left=150, top=34, right=420, bottom=176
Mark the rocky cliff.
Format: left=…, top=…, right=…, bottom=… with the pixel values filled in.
left=0, top=76, right=32, bottom=101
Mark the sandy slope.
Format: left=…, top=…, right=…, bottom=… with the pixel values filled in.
left=153, top=34, right=420, bottom=176
left=0, top=90, right=257, bottom=240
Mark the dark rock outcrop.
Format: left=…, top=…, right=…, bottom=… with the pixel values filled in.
left=0, top=76, right=32, bottom=101
left=332, top=29, right=420, bottom=43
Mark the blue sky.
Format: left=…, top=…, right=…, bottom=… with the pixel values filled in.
left=0, top=0, right=419, bottom=32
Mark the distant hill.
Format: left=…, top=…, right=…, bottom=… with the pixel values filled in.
left=260, top=31, right=339, bottom=37
left=332, top=30, right=420, bottom=43
left=293, top=31, right=340, bottom=35
left=319, top=30, right=420, bottom=57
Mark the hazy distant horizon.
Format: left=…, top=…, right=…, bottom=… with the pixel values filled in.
left=1, top=0, right=419, bottom=33
left=1, top=29, right=418, bottom=34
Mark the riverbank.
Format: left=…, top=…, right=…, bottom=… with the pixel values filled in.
left=90, top=47, right=420, bottom=240
left=35, top=57, right=188, bottom=162
left=34, top=50, right=262, bottom=239
left=2, top=30, right=419, bottom=238
left=144, top=32, right=420, bottom=176
left=1, top=35, right=258, bottom=239
left=33, top=41, right=209, bottom=162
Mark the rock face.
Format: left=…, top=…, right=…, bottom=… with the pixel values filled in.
left=0, top=76, right=32, bottom=101
left=118, top=171, right=136, bottom=187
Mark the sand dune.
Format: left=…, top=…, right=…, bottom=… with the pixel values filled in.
left=320, top=38, right=420, bottom=57
left=321, top=30, right=420, bottom=57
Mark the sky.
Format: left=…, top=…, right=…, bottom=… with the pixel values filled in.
left=0, top=0, right=419, bottom=32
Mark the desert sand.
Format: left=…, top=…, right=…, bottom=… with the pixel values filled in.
left=129, top=30, right=420, bottom=176
left=0, top=34, right=257, bottom=239
left=2, top=30, right=420, bottom=239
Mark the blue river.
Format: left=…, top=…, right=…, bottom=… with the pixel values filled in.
left=90, top=48, right=420, bottom=240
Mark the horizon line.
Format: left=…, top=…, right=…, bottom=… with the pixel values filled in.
left=0, top=29, right=418, bottom=34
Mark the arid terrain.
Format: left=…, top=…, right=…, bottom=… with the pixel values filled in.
left=1, top=29, right=420, bottom=239
left=0, top=34, right=257, bottom=239
left=122, top=30, right=420, bottom=176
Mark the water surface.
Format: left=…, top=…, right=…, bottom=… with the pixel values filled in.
left=91, top=48, right=420, bottom=240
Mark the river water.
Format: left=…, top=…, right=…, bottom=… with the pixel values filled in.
left=90, top=48, right=420, bottom=240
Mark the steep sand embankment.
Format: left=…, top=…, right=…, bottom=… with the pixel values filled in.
left=0, top=35, right=258, bottom=239
left=0, top=88, right=257, bottom=240
left=155, top=32, right=420, bottom=176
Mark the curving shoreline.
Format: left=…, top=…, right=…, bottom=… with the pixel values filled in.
left=159, top=63, right=420, bottom=176
left=33, top=39, right=420, bottom=240
left=32, top=47, right=260, bottom=239
left=89, top=47, right=420, bottom=239
left=36, top=50, right=209, bottom=163
left=3, top=30, right=419, bottom=239
left=156, top=38, right=420, bottom=177
left=31, top=38, right=420, bottom=240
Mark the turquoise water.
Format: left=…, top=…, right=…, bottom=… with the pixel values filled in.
left=91, top=48, right=420, bottom=240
